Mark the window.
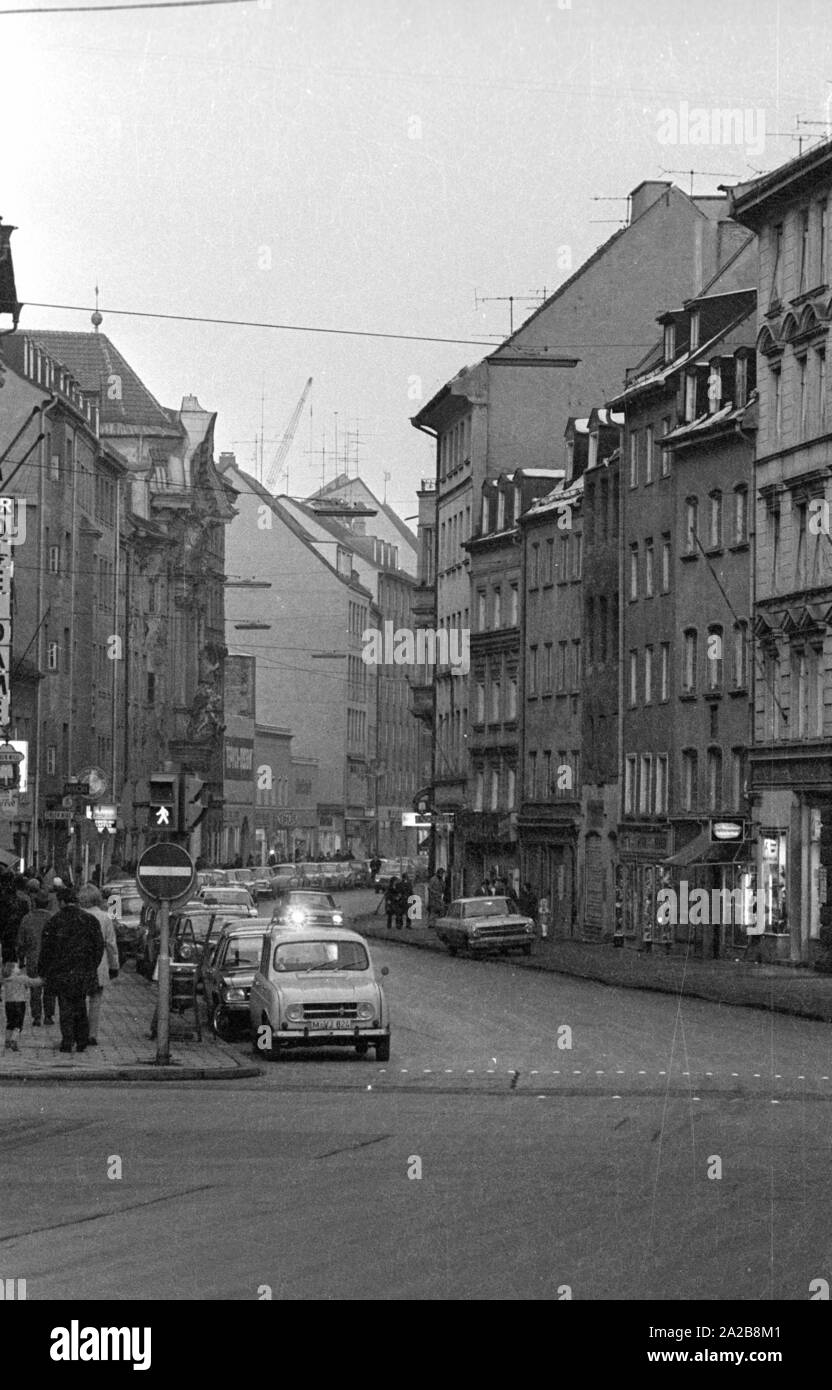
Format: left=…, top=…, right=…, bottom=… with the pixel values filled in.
left=506, top=767, right=516, bottom=808
left=736, top=355, right=749, bottom=407
left=489, top=768, right=500, bottom=811
left=812, top=645, right=824, bottom=737
left=764, top=646, right=780, bottom=740
left=496, top=492, right=505, bottom=530
left=475, top=682, right=485, bottom=723
left=490, top=679, right=501, bottom=721
left=817, top=348, right=827, bottom=433
left=49, top=449, right=60, bottom=482
left=644, top=645, right=653, bottom=704
left=47, top=641, right=59, bottom=671
left=645, top=539, right=654, bottom=597
left=685, top=372, right=697, bottom=422
left=48, top=545, right=60, bottom=574
left=600, top=477, right=609, bottom=542
left=771, top=222, right=784, bottom=304
left=772, top=365, right=782, bottom=440
left=477, top=590, right=486, bottom=630
left=707, top=748, right=723, bottom=811
left=798, top=355, right=808, bottom=438
left=545, top=539, right=554, bottom=585
left=689, top=310, right=700, bottom=350
left=661, top=536, right=670, bottom=592
left=528, top=646, right=538, bottom=696
left=644, top=425, right=654, bottom=484
left=629, top=650, right=638, bottom=706
left=557, top=641, right=567, bottom=691
left=663, top=321, right=676, bottom=362
left=493, top=587, right=502, bottom=629
left=544, top=643, right=553, bottom=694
left=708, top=491, right=722, bottom=549
left=530, top=544, right=540, bottom=589
left=570, top=639, right=581, bottom=690
left=509, top=584, right=519, bottom=625
left=474, top=770, right=484, bottom=811
left=46, top=745, right=57, bottom=775
left=624, top=756, right=637, bottom=814
left=708, top=361, right=721, bottom=413
left=527, top=752, right=537, bottom=799
left=543, top=751, right=552, bottom=800
left=599, top=597, right=608, bottom=664
left=586, top=598, right=594, bottom=671
left=733, top=622, right=748, bottom=689
left=639, top=755, right=652, bottom=815
left=796, top=501, right=808, bottom=586
left=793, top=648, right=809, bottom=738
left=682, top=629, right=697, bottom=693
left=629, top=544, right=639, bottom=599
left=682, top=749, right=698, bottom=811
left=507, top=675, right=518, bottom=719
left=660, top=643, right=670, bottom=702
left=573, top=533, right=583, bottom=580
left=733, top=486, right=748, bottom=545
left=685, top=497, right=699, bottom=554
left=147, top=672, right=156, bottom=704
left=706, top=625, right=723, bottom=691
left=731, top=749, right=744, bottom=808
left=629, top=430, right=639, bottom=488
left=655, top=755, right=668, bottom=814
left=799, top=207, right=810, bottom=292
left=661, top=417, right=675, bottom=478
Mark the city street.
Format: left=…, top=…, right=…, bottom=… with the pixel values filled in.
left=3, top=926, right=831, bottom=1300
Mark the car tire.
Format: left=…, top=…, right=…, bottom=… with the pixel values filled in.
left=211, top=1001, right=232, bottom=1040
left=355, top=1040, right=369, bottom=1058
left=376, top=1036, right=391, bottom=1062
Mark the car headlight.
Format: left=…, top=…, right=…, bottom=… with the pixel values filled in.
left=286, top=1004, right=303, bottom=1021
left=332, top=913, right=343, bottom=925
left=357, top=1002, right=374, bottom=1020
left=289, top=909, right=306, bottom=925
left=224, top=987, right=246, bottom=1001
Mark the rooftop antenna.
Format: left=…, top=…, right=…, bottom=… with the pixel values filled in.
left=659, top=167, right=740, bottom=195
left=474, top=287, right=547, bottom=336
left=91, top=284, right=102, bottom=332
left=769, top=125, right=822, bottom=157
left=590, top=194, right=631, bottom=226
left=383, top=470, right=391, bottom=503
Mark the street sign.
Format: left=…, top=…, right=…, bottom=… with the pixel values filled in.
left=0, top=789, right=18, bottom=818
left=64, top=781, right=90, bottom=797
left=402, top=812, right=432, bottom=828
left=136, top=842, right=196, bottom=904
left=44, top=808, right=73, bottom=822
left=710, top=819, right=746, bottom=843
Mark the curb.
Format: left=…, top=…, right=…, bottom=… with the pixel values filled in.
left=355, top=917, right=832, bottom=1025
left=0, top=1062, right=263, bottom=1084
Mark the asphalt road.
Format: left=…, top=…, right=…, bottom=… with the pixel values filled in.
left=3, top=901, right=832, bottom=1300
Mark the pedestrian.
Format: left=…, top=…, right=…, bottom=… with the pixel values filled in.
left=384, top=878, right=399, bottom=930
left=395, top=875, right=412, bottom=929
left=17, top=888, right=53, bottom=1027
left=37, top=887, right=104, bottom=1054
left=76, top=886, right=120, bottom=1046
left=518, top=882, right=538, bottom=924
left=2, top=955, right=41, bottom=1052
left=426, top=867, right=445, bottom=929
left=0, top=870, right=27, bottom=967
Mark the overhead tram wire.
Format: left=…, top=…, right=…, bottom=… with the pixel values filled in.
left=0, top=0, right=250, bottom=14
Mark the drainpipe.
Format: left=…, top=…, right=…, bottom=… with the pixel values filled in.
left=33, top=395, right=59, bottom=868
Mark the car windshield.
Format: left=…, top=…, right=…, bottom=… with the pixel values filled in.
left=273, top=939, right=369, bottom=972
left=462, top=898, right=511, bottom=918
left=203, top=889, right=252, bottom=905
left=223, top=935, right=264, bottom=969
left=283, top=892, right=337, bottom=909
left=115, top=895, right=143, bottom=915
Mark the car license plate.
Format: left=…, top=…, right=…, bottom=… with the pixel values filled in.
left=307, top=1019, right=355, bottom=1030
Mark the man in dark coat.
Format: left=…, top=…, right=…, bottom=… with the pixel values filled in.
left=0, top=869, right=27, bottom=967
left=38, top=890, right=104, bottom=1053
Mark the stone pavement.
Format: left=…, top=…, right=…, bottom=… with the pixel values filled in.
left=357, top=907, right=832, bottom=1024
left=0, top=964, right=261, bottom=1082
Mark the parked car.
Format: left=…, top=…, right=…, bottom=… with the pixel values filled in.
left=344, top=861, right=369, bottom=889
left=202, top=920, right=270, bottom=1038
left=436, top=897, right=535, bottom=957
left=271, top=890, right=347, bottom=930
left=250, top=926, right=391, bottom=1061
left=269, top=863, right=302, bottom=893
left=319, top=862, right=347, bottom=892
left=104, top=882, right=144, bottom=961
left=197, top=885, right=258, bottom=916
left=226, top=866, right=272, bottom=899
left=298, top=862, right=326, bottom=889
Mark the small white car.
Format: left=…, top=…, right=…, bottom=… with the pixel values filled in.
left=249, top=926, right=391, bottom=1061
left=436, top=897, right=535, bottom=957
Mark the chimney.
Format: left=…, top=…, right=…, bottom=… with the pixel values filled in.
left=217, top=452, right=237, bottom=473
left=629, top=180, right=672, bottom=224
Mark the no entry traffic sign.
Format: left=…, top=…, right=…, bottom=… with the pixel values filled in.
left=136, top=842, right=196, bottom=903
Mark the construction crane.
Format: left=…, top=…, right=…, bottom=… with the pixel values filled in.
left=263, top=377, right=313, bottom=495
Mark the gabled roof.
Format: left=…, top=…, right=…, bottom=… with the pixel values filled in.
left=22, top=329, right=181, bottom=435
left=307, top=472, right=417, bottom=550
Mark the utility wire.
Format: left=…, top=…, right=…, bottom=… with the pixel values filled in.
left=0, top=0, right=248, bottom=14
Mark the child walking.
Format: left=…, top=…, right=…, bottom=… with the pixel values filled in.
left=2, top=957, right=41, bottom=1051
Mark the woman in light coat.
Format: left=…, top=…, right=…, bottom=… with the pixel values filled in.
left=77, top=885, right=120, bottom=1046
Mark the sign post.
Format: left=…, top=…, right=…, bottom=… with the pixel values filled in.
left=136, top=843, right=196, bottom=1064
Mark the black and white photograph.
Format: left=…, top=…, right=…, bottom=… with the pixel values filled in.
left=1, top=0, right=832, bottom=1339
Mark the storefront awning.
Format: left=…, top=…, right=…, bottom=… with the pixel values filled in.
left=0, top=847, right=19, bottom=868
left=664, top=830, right=751, bottom=866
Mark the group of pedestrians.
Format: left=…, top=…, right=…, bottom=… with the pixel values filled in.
left=0, top=869, right=119, bottom=1055
left=382, top=874, right=414, bottom=930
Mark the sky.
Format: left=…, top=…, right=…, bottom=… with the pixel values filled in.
left=3, top=0, right=832, bottom=519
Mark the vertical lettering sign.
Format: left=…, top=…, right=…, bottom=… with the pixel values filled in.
left=0, top=499, right=13, bottom=728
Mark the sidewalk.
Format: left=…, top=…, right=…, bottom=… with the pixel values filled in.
left=0, top=966, right=261, bottom=1083
left=357, top=910, right=832, bottom=1024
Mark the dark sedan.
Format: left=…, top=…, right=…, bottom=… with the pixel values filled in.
left=271, top=890, right=347, bottom=930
